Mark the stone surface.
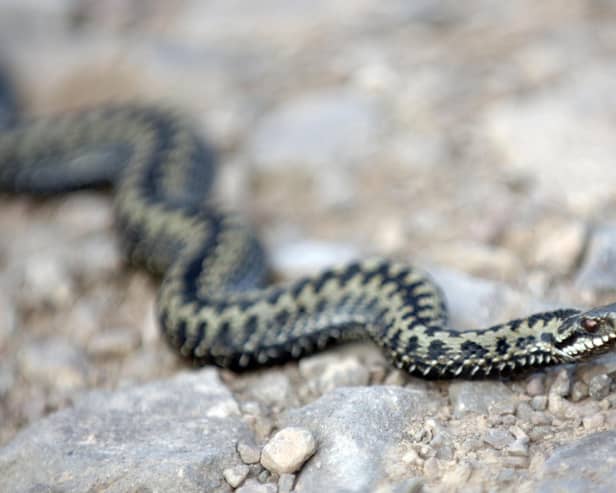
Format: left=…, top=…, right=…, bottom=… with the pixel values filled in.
left=280, top=385, right=435, bottom=492
left=260, top=427, right=317, bottom=474
left=0, top=369, right=252, bottom=493
left=448, top=381, right=516, bottom=417
left=534, top=431, right=616, bottom=493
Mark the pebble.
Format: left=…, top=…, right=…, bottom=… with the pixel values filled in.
left=235, top=479, right=277, bottom=493
left=278, top=473, right=295, bottom=493
left=507, top=438, right=530, bottom=457
left=247, top=373, right=295, bottom=408
left=299, top=354, right=370, bottom=394
left=249, top=89, right=381, bottom=173
left=223, top=464, right=250, bottom=488
left=18, top=252, right=74, bottom=308
left=448, top=381, right=516, bottom=416
left=260, top=427, right=317, bottom=474
left=582, top=413, right=605, bottom=430
left=483, top=428, right=514, bottom=450
left=17, top=338, right=89, bottom=391
left=237, top=441, right=262, bottom=465
left=530, top=395, right=548, bottom=411
left=588, top=374, right=612, bottom=401
left=526, top=374, right=546, bottom=396
left=570, top=381, right=589, bottom=402
left=549, top=369, right=571, bottom=397
left=86, top=328, right=140, bottom=358
left=270, top=240, right=360, bottom=279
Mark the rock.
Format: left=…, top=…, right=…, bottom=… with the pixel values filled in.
left=549, top=369, right=571, bottom=397
left=260, top=427, right=317, bottom=474
left=278, top=473, right=295, bottom=493
left=250, top=89, right=381, bottom=173
left=0, top=288, right=16, bottom=348
left=235, top=479, right=277, bottom=493
left=86, top=327, right=140, bottom=358
left=582, top=413, right=605, bottom=430
left=270, top=240, right=360, bottom=279
left=576, top=223, right=616, bottom=292
left=530, top=395, right=548, bottom=411
left=245, top=372, right=295, bottom=408
left=237, top=441, right=261, bottom=465
left=17, top=338, right=89, bottom=391
left=534, top=431, right=616, bottom=492
left=483, top=428, right=514, bottom=450
left=0, top=369, right=252, bottom=493
left=448, top=381, right=516, bottom=416
left=18, top=251, right=74, bottom=308
left=299, top=354, right=370, bottom=394
left=570, top=381, right=589, bottom=402
left=526, top=374, right=546, bottom=396
left=588, top=374, right=612, bottom=401
left=54, top=192, right=113, bottom=233
left=483, top=67, right=616, bottom=213
left=279, top=386, right=434, bottom=492
left=223, top=464, right=250, bottom=488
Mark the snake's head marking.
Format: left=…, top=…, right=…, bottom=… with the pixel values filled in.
left=554, top=303, right=616, bottom=361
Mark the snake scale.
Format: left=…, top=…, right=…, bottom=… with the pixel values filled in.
left=2, top=74, right=616, bottom=379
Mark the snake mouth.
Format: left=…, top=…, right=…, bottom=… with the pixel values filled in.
left=556, top=332, right=616, bottom=359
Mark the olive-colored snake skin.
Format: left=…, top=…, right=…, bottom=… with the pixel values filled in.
left=2, top=79, right=616, bottom=379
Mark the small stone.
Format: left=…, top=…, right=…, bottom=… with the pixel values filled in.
left=516, top=401, right=533, bottom=421
left=260, top=427, right=317, bottom=474
left=448, top=381, right=516, bottom=416
left=271, top=240, right=360, bottom=280
left=582, top=413, right=606, bottom=430
left=422, top=457, right=440, bottom=480
left=483, top=428, right=514, bottom=450
left=86, top=328, right=140, bottom=358
left=247, top=373, right=294, bottom=408
left=237, top=441, right=261, bottom=465
left=223, top=465, right=250, bottom=488
left=278, top=473, right=295, bottom=493
left=442, top=462, right=472, bottom=487
left=507, top=438, right=529, bottom=457
left=530, top=395, right=548, bottom=411
left=299, top=354, right=370, bottom=394
left=526, top=374, right=545, bottom=396
left=18, top=338, right=89, bottom=391
left=550, top=369, right=571, bottom=397
left=530, top=412, right=552, bottom=426
left=570, top=381, right=589, bottom=402
left=589, top=374, right=612, bottom=401
left=236, top=479, right=277, bottom=493
left=528, top=426, right=553, bottom=442
left=19, top=253, right=74, bottom=308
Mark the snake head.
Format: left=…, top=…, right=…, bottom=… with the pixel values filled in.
left=554, top=303, right=616, bottom=361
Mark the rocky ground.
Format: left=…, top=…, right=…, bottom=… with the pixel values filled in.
left=2, top=1, right=616, bottom=492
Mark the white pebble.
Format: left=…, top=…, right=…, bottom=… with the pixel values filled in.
left=260, top=427, right=317, bottom=474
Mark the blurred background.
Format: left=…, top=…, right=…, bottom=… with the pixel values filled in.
left=1, top=0, right=616, bottom=447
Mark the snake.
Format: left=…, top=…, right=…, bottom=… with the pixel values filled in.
left=1, top=73, right=616, bottom=379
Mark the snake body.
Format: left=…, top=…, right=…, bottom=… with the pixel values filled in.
left=2, top=82, right=616, bottom=378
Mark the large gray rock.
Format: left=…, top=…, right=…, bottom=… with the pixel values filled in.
left=280, top=385, right=436, bottom=493
left=534, top=431, right=616, bottom=493
left=0, top=369, right=254, bottom=493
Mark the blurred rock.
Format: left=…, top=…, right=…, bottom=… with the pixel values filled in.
left=299, top=353, right=370, bottom=394
left=575, top=223, right=616, bottom=293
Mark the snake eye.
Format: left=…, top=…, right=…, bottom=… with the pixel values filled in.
left=581, top=318, right=599, bottom=333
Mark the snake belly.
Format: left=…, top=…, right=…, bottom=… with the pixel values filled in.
left=3, top=93, right=616, bottom=379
